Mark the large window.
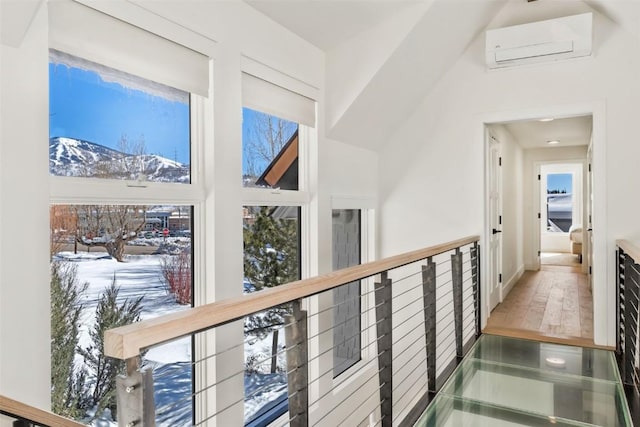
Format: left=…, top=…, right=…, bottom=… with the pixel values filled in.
left=50, top=204, right=194, bottom=424
left=240, top=69, right=315, bottom=425
left=48, top=3, right=208, bottom=425
left=49, top=51, right=191, bottom=183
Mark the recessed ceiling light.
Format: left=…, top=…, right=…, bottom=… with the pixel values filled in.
left=539, top=118, right=554, bottom=122
left=545, top=357, right=566, bottom=368
left=547, top=140, right=560, bottom=145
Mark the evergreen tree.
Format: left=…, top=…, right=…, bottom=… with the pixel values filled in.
left=78, top=274, right=143, bottom=420
left=50, top=261, right=88, bottom=419
left=243, top=207, right=298, bottom=372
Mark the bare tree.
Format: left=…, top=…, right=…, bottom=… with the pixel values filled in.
left=95, top=134, right=147, bottom=180
left=74, top=205, right=146, bottom=262
left=244, top=112, right=297, bottom=185
left=74, top=134, right=151, bottom=262
left=50, top=205, right=78, bottom=258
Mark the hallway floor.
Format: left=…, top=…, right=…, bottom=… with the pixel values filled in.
left=484, top=263, right=593, bottom=347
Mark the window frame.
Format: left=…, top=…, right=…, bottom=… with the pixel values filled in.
left=48, top=7, right=214, bottom=423
left=239, top=61, right=318, bottom=426
left=539, top=163, right=583, bottom=236
left=325, top=198, right=377, bottom=392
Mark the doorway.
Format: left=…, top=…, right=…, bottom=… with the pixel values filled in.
left=539, top=163, right=584, bottom=268
left=483, top=113, right=597, bottom=344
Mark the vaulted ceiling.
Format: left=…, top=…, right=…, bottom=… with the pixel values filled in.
left=245, top=0, right=640, bottom=152
left=245, top=0, right=640, bottom=56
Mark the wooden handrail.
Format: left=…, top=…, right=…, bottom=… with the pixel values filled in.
left=0, top=395, right=85, bottom=427
left=105, top=235, right=479, bottom=360
left=618, top=239, right=640, bottom=266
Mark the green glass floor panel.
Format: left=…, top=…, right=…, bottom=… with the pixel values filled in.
left=468, top=334, right=619, bottom=382
left=417, top=394, right=598, bottom=427
left=415, top=335, right=633, bottom=426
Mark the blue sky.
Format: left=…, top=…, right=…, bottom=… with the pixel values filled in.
left=547, top=173, right=572, bottom=193
left=49, top=63, right=190, bottom=164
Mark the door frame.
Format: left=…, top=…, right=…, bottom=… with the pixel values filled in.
left=486, top=131, right=503, bottom=312
left=479, top=101, right=612, bottom=347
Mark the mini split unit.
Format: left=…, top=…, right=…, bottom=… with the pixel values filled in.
left=485, top=12, right=592, bottom=69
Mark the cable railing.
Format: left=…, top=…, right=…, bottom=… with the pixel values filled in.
left=104, top=235, right=480, bottom=426
left=616, top=239, right=640, bottom=427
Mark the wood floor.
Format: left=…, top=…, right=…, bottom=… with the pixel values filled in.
left=484, top=259, right=594, bottom=347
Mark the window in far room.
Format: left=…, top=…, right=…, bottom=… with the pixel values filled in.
left=545, top=173, right=573, bottom=233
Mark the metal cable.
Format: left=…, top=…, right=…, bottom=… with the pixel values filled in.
left=392, top=367, right=429, bottom=424
left=309, top=357, right=384, bottom=425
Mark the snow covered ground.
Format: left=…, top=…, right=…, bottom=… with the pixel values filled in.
left=54, top=248, right=288, bottom=426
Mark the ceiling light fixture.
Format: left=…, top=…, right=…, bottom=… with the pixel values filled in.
left=547, top=140, right=560, bottom=145
left=539, top=118, right=554, bottom=122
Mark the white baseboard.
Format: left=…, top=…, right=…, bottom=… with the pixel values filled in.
left=502, top=266, right=524, bottom=298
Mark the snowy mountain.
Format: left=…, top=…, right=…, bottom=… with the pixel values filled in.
left=49, top=137, right=190, bottom=183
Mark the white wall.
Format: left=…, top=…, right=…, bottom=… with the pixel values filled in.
left=378, top=0, right=640, bottom=346
left=0, top=3, right=50, bottom=408
left=487, top=124, right=524, bottom=295
left=328, top=140, right=378, bottom=201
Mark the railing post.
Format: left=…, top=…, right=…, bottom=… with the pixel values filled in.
left=284, top=299, right=308, bottom=427
left=470, top=242, right=481, bottom=337
left=375, top=271, right=393, bottom=427
left=421, top=257, right=437, bottom=393
left=116, top=357, right=155, bottom=427
left=451, top=248, right=464, bottom=358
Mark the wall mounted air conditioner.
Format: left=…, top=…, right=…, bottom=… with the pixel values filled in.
left=486, top=12, right=592, bottom=69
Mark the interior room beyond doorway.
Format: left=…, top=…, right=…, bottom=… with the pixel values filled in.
left=540, top=163, right=583, bottom=267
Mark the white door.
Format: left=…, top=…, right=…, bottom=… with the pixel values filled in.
left=488, top=135, right=502, bottom=311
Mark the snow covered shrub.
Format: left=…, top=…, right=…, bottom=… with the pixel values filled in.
left=161, top=250, right=192, bottom=305
left=78, top=275, right=143, bottom=421
left=50, top=261, right=89, bottom=419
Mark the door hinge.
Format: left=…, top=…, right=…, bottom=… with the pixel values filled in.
left=538, top=174, right=541, bottom=181
left=589, top=266, right=592, bottom=275
left=499, top=157, right=502, bottom=166
left=499, top=215, right=502, bottom=225
left=589, top=163, right=591, bottom=172
left=538, top=212, right=541, bottom=219
left=538, top=250, right=541, bottom=257
left=499, top=273, right=502, bottom=283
